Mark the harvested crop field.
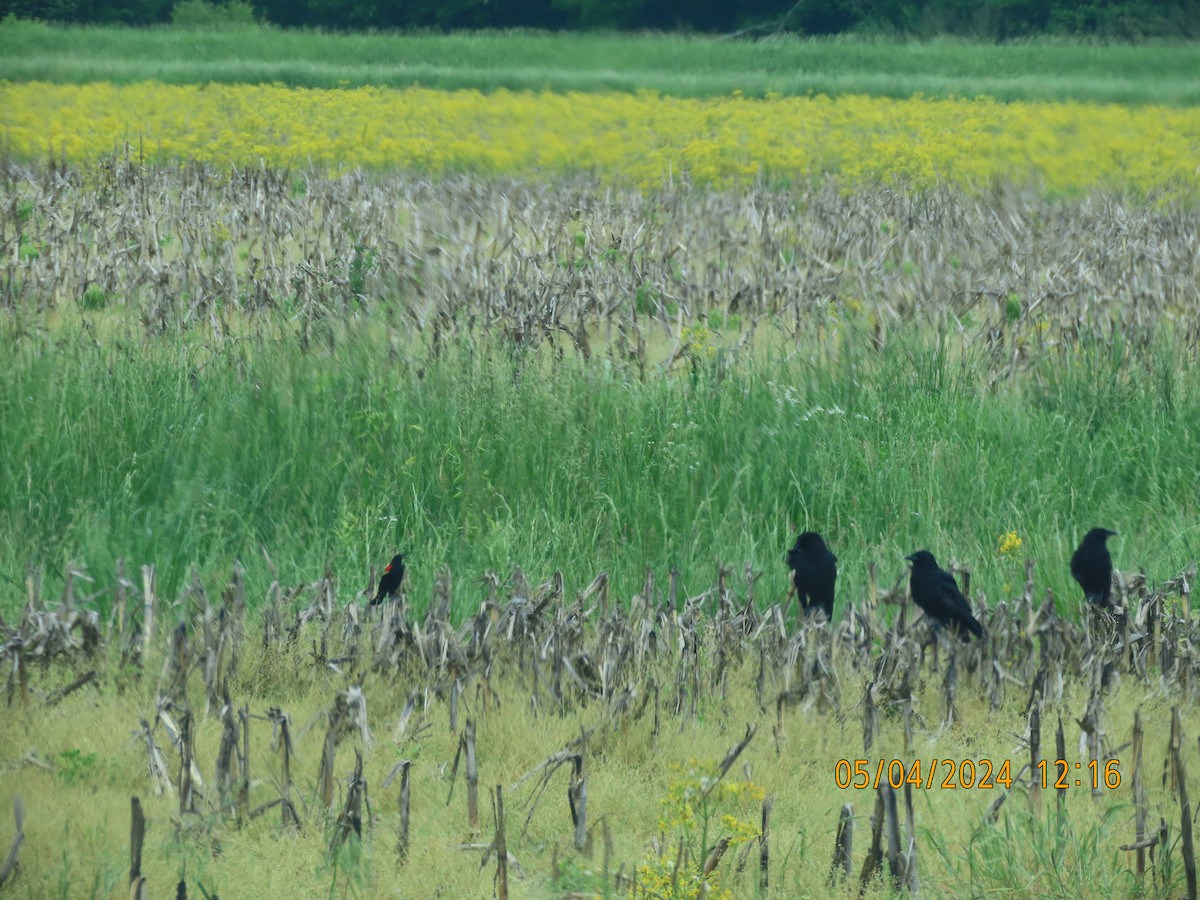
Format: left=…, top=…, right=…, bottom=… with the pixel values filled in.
left=1, top=554, right=1199, bottom=898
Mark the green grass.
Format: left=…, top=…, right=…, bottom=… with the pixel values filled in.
left=2, top=19, right=1200, bottom=103
left=1, top=315, right=1196, bottom=619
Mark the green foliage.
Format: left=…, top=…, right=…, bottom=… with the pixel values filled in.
left=2, top=20, right=1200, bottom=104
left=1005, top=292, right=1022, bottom=323
left=0, top=316, right=1197, bottom=619
left=0, top=0, right=174, bottom=24
left=79, top=285, right=110, bottom=310
left=3, top=0, right=1198, bottom=37
left=170, top=0, right=259, bottom=30
left=56, top=748, right=98, bottom=784
left=346, top=242, right=377, bottom=303
left=18, top=235, right=40, bottom=260
left=1047, top=0, right=1200, bottom=38
left=552, top=856, right=607, bottom=895
left=551, top=0, right=647, bottom=30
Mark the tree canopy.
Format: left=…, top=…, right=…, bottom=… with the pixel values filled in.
left=3, top=0, right=1198, bottom=40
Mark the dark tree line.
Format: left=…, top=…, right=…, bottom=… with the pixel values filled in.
left=3, top=0, right=1199, bottom=38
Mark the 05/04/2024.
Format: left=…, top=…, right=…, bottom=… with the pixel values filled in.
left=834, top=758, right=1121, bottom=791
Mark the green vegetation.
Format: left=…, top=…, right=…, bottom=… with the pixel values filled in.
left=1, top=160, right=1197, bottom=619
left=4, top=0, right=1198, bottom=39
left=0, top=20, right=1196, bottom=900
left=2, top=18, right=1200, bottom=103
left=2, top=313, right=1196, bottom=620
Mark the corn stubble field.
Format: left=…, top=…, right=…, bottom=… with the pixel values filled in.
left=2, top=543, right=1199, bottom=899
left=2, top=51, right=1200, bottom=899
left=6, top=160, right=1199, bottom=335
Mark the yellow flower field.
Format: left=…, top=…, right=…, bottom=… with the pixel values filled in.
left=3, top=80, right=1199, bottom=197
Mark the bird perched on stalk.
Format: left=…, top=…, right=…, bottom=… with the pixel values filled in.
left=370, top=553, right=405, bottom=607
left=905, top=549, right=984, bottom=641
left=1071, top=528, right=1117, bottom=608
left=786, top=531, right=837, bottom=619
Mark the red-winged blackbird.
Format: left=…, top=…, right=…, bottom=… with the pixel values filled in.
left=905, top=550, right=984, bottom=641
left=786, top=531, right=837, bottom=618
left=370, top=553, right=405, bottom=607
left=1071, top=527, right=1116, bottom=608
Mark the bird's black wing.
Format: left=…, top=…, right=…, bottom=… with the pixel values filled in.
left=938, top=571, right=983, bottom=639
left=1071, top=541, right=1111, bottom=604
left=913, top=565, right=982, bottom=639
left=812, top=561, right=836, bottom=618
left=935, top=568, right=968, bottom=608
left=793, top=564, right=815, bottom=610
left=1070, top=548, right=1087, bottom=585
left=787, top=547, right=811, bottom=608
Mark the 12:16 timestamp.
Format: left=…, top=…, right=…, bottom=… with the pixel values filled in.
left=1036, top=759, right=1121, bottom=790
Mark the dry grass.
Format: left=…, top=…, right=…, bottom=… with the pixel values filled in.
left=1, top=561, right=1198, bottom=897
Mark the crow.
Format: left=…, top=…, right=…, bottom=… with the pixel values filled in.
left=1071, top=528, right=1117, bottom=608
left=905, top=550, right=984, bottom=641
left=786, top=531, right=837, bottom=618
left=370, top=553, right=405, bottom=607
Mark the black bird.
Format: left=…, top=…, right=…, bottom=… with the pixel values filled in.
left=370, top=553, right=405, bottom=607
left=1071, top=528, right=1117, bottom=608
left=786, top=531, right=837, bottom=618
left=905, top=550, right=984, bottom=641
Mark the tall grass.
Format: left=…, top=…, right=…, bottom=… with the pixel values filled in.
left=1, top=317, right=1196, bottom=617
left=1, top=19, right=1199, bottom=103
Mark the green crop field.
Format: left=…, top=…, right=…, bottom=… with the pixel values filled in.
left=3, top=18, right=1200, bottom=102
left=1, top=24, right=1199, bottom=900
